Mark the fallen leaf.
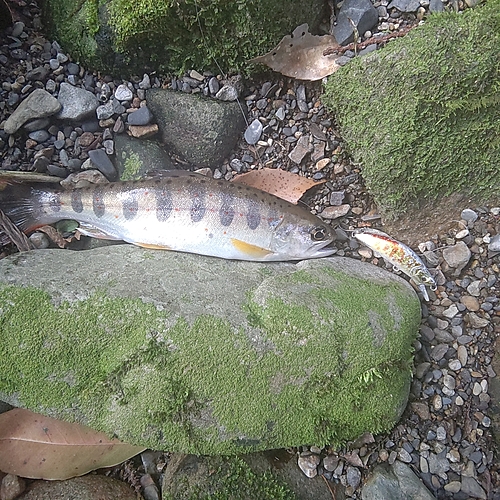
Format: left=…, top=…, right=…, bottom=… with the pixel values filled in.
left=232, top=168, right=325, bottom=204
left=249, top=24, right=341, bottom=81
left=0, top=408, right=145, bottom=480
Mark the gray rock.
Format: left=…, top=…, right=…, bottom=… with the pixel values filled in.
left=127, top=106, right=153, bottom=126
left=0, top=248, right=420, bottom=454
left=297, top=453, right=320, bottom=478
left=461, top=208, right=478, bottom=222
left=215, top=84, right=239, bottom=101
left=488, top=234, right=500, bottom=252
left=114, top=134, right=175, bottom=180
left=96, top=101, right=115, bottom=120
left=87, top=148, right=117, bottom=181
left=28, top=130, right=50, bottom=143
left=146, top=89, right=246, bottom=167
left=387, top=0, right=421, bottom=12
left=244, top=118, right=263, bottom=145
left=288, top=135, right=312, bottom=164
left=114, top=83, right=133, bottom=101
left=429, top=0, right=445, bottom=11
left=67, top=62, right=80, bottom=75
left=442, top=241, right=471, bottom=273
left=208, top=77, right=220, bottom=95
left=23, top=118, right=51, bottom=132
left=333, top=0, right=379, bottom=45
left=56, top=82, right=99, bottom=121
left=362, top=461, right=437, bottom=500
left=460, top=476, right=486, bottom=500
left=3, top=89, right=61, bottom=134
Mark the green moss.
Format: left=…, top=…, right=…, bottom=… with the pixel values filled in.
left=120, top=151, right=142, bottom=181
left=0, top=262, right=419, bottom=454
left=163, top=456, right=296, bottom=500
left=322, top=1, right=500, bottom=218
left=43, top=0, right=325, bottom=75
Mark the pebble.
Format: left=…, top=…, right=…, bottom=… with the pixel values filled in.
left=127, top=105, right=153, bottom=126
left=87, top=149, right=117, bottom=181
left=215, top=84, right=239, bottom=101
left=243, top=118, right=263, bottom=145
left=321, top=204, right=350, bottom=219
left=297, top=453, right=320, bottom=478
left=115, top=83, right=134, bottom=101
left=56, top=82, right=99, bottom=121
left=1, top=474, right=26, bottom=500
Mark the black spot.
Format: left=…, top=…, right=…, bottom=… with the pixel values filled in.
left=71, top=190, right=83, bottom=213
left=246, top=198, right=261, bottom=230
left=92, top=188, right=105, bottom=218
left=156, top=188, right=172, bottom=221
left=189, top=184, right=206, bottom=222
left=219, top=192, right=234, bottom=227
left=123, top=192, right=138, bottom=220
left=49, top=192, right=61, bottom=213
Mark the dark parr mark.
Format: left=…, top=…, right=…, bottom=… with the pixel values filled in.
left=92, top=188, right=105, bottom=218
left=189, top=184, right=206, bottom=222
left=122, top=191, right=139, bottom=220
left=71, top=190, right=83, bottom=213
left=219, top=191, right=234, bottom=227
left=156, top=188, right=172, bottom=222
left=49, top=192, right=61, bottom=212
left=246, top=198, right=261, bottom=230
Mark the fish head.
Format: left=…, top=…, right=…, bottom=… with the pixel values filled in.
left=269, top=213, right=337, bottom=260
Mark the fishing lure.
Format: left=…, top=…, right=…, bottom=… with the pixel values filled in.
left=353, top=228, right=437, bottom=301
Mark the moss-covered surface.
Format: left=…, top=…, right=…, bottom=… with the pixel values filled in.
left=42, top=0, right=325, bottom=75
left=0, top=249, right=421, bottom=455
left=162, top=455, right=296, bottom=500
left=322, top=2, right=500, bottom=219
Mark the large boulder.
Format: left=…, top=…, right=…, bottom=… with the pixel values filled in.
left=323, top=2, right=499, bottom=228
left=42, top=0, right=326, bottom=75
left=0, top=246, right=421, bottom=454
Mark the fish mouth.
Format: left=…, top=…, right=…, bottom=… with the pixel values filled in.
left=308, top=240, right=338, bottom=258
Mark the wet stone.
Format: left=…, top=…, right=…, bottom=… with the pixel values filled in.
left=127, top=106, right=153, bottom=126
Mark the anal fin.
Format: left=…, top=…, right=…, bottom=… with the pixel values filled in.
left=231, top=238, right=272, bottom=259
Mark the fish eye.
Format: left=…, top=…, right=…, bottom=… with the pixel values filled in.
left=311, top=226, right=327, bottom=241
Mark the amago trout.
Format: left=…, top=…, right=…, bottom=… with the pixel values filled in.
left=0, top=171, right=337, bottom=261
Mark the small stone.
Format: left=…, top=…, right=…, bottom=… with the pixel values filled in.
left=461, top=476, right=487, bottom=500
left=442, top=305, right=458, bottom=318
left=321, top=204, right=350, bottom=219
left=127, top=124, right=159, bottom=139
left=11, top=21, right=25, bottom=37
left=67, top=62, right=80, bottom=75
left=78, top=131, right=95, bottom=147
left=115, top=83, right=134, bottom=101
left=398, top=448, right=412, bottom=463
left=315, top=158, right=330, bottom=171
left=457, top=345, right=468, bottom=366
left=442, top=241, right=471, bottom=272
left=444, top=481, right=461, bottom=493
left=288, top=135, right=312, bottom=164
left=460, top=208, right=478, bottom=222
left=297, top=453, right=320, bottom=478
left=488, top=234, right=500, bottom=252
left=96, top=101, right=115, bottom=120
left=322, top=455, right=339, bottom=472
left=127, top=106, right=153, bottom=126
left=215, top=84, right=239, bottom=101
left=244, top=118, right=263, bottom=145
left=455, top=229, right=469, bottom=239
left=1, top=474, right=26, bottom=500
left=56, top=82, right=99, bottom=121
left=436, top=426, right=446, bottom=441
left=208, top=77, right=220, bottom=95
left=346, top=465, right=361, bottom=489
left=47, top=164, right=68, bottom=177
left=28, top=130, right=50, bottom=143
left=460, top=295, right=480, bottom=311
left=4, top=89, right=61, bottom=134
left=467, top=312, right=489, bottom=328
left=448, top=359, right=462, bottom=371
left=88, top=149, right=117, bottom=181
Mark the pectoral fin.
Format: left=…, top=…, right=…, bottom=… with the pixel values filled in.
left=231, top=238, right=272, bottom=258
left=77, top=223, right=122, bottom=240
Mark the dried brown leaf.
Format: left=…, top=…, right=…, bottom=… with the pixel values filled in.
left=249, top=24, right=341, bottom=81
left=0, top=408, right=145, bottom=480
left=232, top=168, right=325, bottom=204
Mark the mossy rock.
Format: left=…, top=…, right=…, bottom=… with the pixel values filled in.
left=0, top=246, right=421, bottom=454
left=42, top=0, right=326, bottom=75
left=322, top=2, right=500, bottom=220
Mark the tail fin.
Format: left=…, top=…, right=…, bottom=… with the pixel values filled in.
left=0, top=174, right=58, bottom=244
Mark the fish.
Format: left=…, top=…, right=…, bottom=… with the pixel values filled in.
left=353, top=228, right=437, bottom=300
left=0, top=171, right=337, bottom=262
